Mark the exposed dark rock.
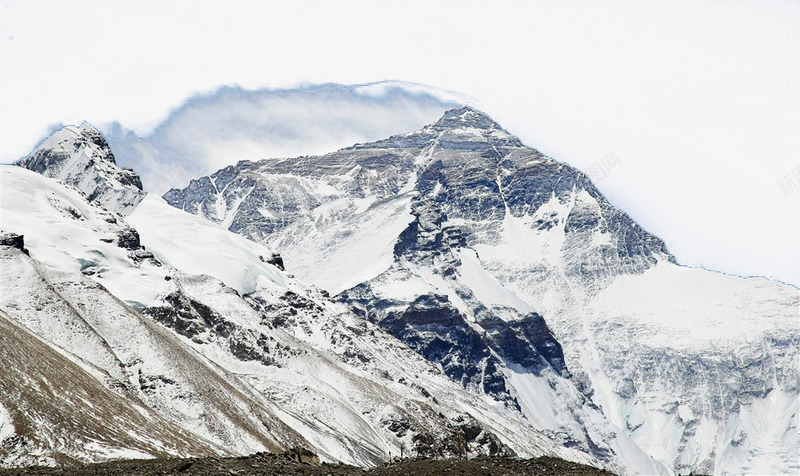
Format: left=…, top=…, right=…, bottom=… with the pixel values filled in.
left=227, top=335, right=275, bottom=367
left=280, top=291, right=323, bottom=313
left=344, top=290, right=515, bottom=404
left=144, top=290, right=233, bottom=340
left=262, top=252, right=285, bottom=270
left=128, top=249, right=158, bottom=265
left=116, top=227, right=141, bottom=250
left=484, top=313, right=568, bottom=376
left=0, top=232, right=28, bottom=255
left=138, top=373, right=178, bottom=394
left=383, top=418, right=411, bottom=438
left=283, top=447, right=319, bottom=466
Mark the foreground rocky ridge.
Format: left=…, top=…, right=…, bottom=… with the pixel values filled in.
left=0, top=453, right=616, bottom=476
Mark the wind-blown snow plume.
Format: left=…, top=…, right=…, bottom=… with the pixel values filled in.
left=102, top=82, right=465, bottom=195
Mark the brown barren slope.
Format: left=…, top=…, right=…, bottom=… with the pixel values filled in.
left=0, top=310, right=217, bottom=466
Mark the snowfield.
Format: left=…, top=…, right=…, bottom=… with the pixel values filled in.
left=0, top=167, right=168, bottom=306
left=128, top=194, right=287, bottom=295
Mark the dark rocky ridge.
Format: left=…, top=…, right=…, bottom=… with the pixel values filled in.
left=0, top=453, right=617, bottom=476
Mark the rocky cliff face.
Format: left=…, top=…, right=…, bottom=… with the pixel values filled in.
left=164, top=107, right=799, bottom=475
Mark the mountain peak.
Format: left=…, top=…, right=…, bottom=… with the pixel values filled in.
left=434, top=106, right=502, bottom=131
left=426, top=106, right=522, bottom=148
left=41, top=123, right=113, bottom=159
left=17, top=124, right=146, bottom=214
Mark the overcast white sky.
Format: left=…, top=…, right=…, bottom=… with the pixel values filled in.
left=1, top=0, right=798, bottom=285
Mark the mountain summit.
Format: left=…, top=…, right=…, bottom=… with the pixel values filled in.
left=432, top=106, right=511, bottom=134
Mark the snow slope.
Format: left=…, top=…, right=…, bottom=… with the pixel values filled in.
left=0, top=166, right=167, bottom=307
left=128, top=194, right=287, bottom=295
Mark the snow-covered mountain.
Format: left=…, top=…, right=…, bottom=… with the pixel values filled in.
left=1, top=125, right=616, bottom=470
left=165, top=107, right=800, bottom=475
left=17, top=124, right=146, bottom=214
